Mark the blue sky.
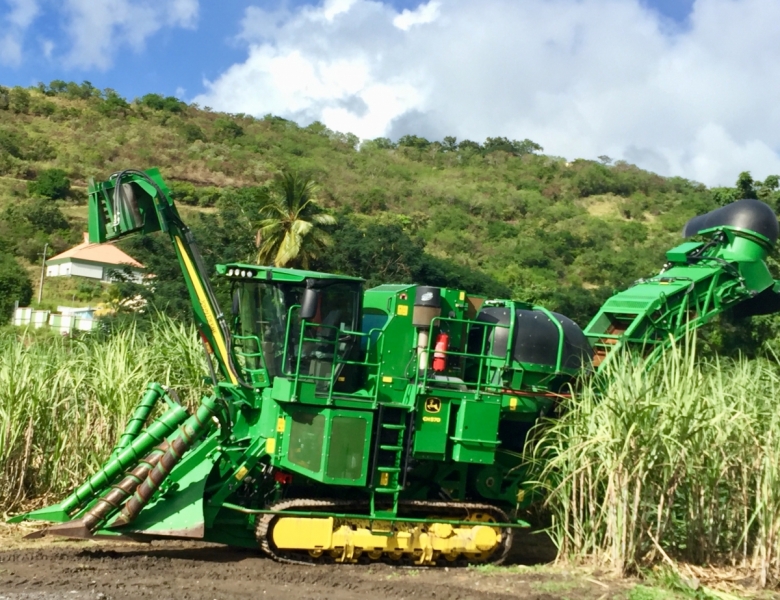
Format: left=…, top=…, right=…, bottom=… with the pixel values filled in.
left=0, top=0, right=778, bottom=187
left=0, top=0, right=696, bottom=100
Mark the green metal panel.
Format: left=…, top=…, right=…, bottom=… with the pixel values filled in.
left=216, top=263, right=363, bottom=283
left=451, top=400, right=501, bottom=464
left=113, top=436, right=218, bottom=538
left=413, top=396, right=451, bottom=458
left=279, top=406, right=373, bottom=485
left=326, top=416, right=368, bottom=480
left=666, top=241, right=704, bottom=263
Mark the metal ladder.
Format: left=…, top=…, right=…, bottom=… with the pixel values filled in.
left=370, top=404, right=412, bottom=518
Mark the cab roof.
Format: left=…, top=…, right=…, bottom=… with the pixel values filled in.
left=217, top=263, right=364, bottom=284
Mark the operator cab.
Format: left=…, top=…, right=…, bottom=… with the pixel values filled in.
left=219, top=264, right=363, bottom=391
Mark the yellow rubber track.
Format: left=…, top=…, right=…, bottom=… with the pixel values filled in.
left=256, top=498, right=513, bottom=566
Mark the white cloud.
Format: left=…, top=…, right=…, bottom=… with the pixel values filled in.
left=320, top=0, right=359, bottom=22
left=168, top=0, right=198, bottom=27
left=0, top=0, right=40, bottom=66
left=195, top=0, right=780, bottom=186
left=61, top=0, right=199, bottom=70
left=40, top=38, right=54, bottom=59
left=393, top=1, right=440, bottom=31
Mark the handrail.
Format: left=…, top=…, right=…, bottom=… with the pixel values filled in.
left=231, top=333, right=268, bottom=381
left=415, top=315, right=511, bottom=397
left=280, top=307, right=385, bottom=405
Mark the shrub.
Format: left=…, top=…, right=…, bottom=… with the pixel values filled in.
left=180, top=122, right=205, bottom=143
left=8, top=87, right=30, bottom=114
left=213, top=117, right=244, bottom=141
left=139, top=93, right=185, bottom=113
left=25, top=199, right=69, bottom=233
left=28, top=169, right=71, bottom=200
left=0, top=253, right=32, bottom=321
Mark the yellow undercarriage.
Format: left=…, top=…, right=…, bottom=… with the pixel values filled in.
left=271, top=515, right=502, bottom=565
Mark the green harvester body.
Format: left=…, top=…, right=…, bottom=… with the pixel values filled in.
left=13, top=169, right=780, bottom=565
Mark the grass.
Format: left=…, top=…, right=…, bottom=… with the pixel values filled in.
left=534, top=337, right=780, bottom=588
left=1, top=309, right=779, bottom=595
left=0, top=316, right=207, bottom=513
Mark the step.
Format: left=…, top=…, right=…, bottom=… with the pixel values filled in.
left=377, top=466, right=401, bottom=473
left=374, top=487, right=403, bottom=494
left=379, top=445, right=403, bottom=452
left=381, top=424, right=405, bottom=430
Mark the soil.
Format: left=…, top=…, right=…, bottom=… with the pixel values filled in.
left=0, top=526, right=631, bottom=600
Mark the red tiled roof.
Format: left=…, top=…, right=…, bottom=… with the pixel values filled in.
left=47, top=233, right=144, bottom=269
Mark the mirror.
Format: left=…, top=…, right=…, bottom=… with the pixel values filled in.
left=300, top=288, right=320, bottom=320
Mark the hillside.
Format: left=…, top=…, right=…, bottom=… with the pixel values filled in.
left=1, top=81, right=778, bottom=338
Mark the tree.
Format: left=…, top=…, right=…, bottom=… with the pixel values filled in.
left=26, top=199, right=68, bottom=233
left=457, top=139, right=481, bottom=152
left=372, top=137, right=395, bottom=149
left=28, top=169, right=71, bottom=200
left=736, top=171, right=758, bottom=199
left=213, top=118, right=244, bottom=142
left=0, top=253, right=32, bottom=320
left=255, top=171, right=336, bottom=269
left=442, top=136, right=458, bottom=151
left=179, top=122, right=205, bottom=143
left=398, top=135, right=431, bottom=150
left=97, top=90, right=130, bottom=116
left=317, top=217, right=511, bottom=297
left=138, top=93, right=185, bottom=113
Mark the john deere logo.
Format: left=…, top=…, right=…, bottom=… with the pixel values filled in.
left=425, top=397, right=442, bottom=413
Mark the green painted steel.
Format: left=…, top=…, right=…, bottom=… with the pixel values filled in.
left=110, top=383, right=165, bottom=459
left=15, top=170, right=780, bottom=558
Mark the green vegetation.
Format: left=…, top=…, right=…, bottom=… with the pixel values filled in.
left=3, top=81, right=780, bottom=592
left=254, top=170, right=336, bottom=268
left=535, top=340, right=780, bottom=586
left=0, top=254, right=32, bottom=320
left=3, top=80, right=777, bottom=335
left=0, top=316, right=205, bottom=512
left=27, top=168, right=70, bottom=200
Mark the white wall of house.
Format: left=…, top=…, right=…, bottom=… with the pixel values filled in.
left=46, top=263, right=72, bottom=277
left=70, top=261, right=104, bottom=280
left=47, top=260, right=144, bottom=283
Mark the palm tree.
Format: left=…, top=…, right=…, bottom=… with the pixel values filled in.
left=255, top=171, right=336, bottom=269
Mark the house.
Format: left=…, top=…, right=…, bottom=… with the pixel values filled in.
left=46, top=233, right=145, bottom=283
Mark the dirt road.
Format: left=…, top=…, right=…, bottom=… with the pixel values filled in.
left=0, top=529, right=628, bottom=600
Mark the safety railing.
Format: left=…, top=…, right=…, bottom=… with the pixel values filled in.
left=281, top=306, right=386, bottom=406
left=414, top=315, right=512, bottom=397
left=231, top=333, right=268, bottom=385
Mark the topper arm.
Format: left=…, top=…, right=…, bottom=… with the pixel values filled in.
left=88, top=168, right=242, bottom=386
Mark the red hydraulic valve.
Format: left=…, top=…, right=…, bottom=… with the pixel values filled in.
left=432, top=332, right=449, bottom=372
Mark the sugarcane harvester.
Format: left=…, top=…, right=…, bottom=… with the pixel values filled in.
left=12, top=168, right=780, bottom=565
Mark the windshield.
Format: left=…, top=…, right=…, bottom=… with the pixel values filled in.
left=232, top=280, right=360, bottom=387
left=233, top=282, right=298, bottom=379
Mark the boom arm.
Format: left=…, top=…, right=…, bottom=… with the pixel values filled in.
left=88, top=168, right=240, bottom=385
left=584, top=199, right=780, bottom=368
